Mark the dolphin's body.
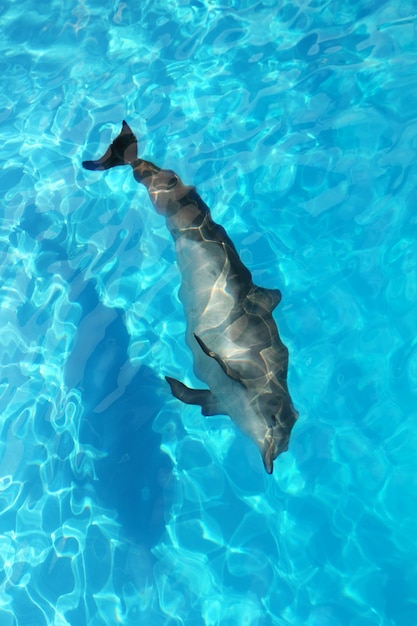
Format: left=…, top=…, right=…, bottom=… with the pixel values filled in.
left=83, top=121, right=297, bottom=473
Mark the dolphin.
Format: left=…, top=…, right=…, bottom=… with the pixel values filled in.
left=82, top=121, right=298, bottom=473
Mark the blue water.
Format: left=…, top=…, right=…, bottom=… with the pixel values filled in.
left=1, top=1, right=416, bottom=624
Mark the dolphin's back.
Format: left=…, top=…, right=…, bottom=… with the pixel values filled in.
left=171, top=208, right=285, bottom=375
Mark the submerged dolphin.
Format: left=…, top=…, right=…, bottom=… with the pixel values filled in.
left=82, top=121, right=297, bottom=473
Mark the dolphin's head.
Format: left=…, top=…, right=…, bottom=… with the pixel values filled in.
left=260, top=395, right=298, bottom=474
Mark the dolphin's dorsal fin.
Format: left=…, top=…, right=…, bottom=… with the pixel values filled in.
left=193, top=334, right=246, bottom=387
left=249, top=286, right=282, bottom=312
left=165, top=376, right=221, bottom=416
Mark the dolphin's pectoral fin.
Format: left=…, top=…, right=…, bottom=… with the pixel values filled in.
left=165, top=376, right=220, bottom=416
left=193, top=334, right=246, bottom=388
left=82, top=120, right=138, bottom=171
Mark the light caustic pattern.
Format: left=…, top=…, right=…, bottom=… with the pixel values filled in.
left=1, top=0, right=417, bottom=624
left=0, top=216, right=134, bottom=623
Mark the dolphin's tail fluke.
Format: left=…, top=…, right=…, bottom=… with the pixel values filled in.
left=82, top=120, right=137, bottom=171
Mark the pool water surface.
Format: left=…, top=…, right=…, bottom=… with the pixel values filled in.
left=0, top=1, right=416, bottom=624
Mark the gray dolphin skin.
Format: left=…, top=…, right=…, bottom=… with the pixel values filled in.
left=82, top=121, right=298, bottom=474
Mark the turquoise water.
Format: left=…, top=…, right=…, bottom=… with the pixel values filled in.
left=1, top=1, right=417, bottom=624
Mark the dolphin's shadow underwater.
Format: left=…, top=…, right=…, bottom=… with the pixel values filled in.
left=65, top=280, right=172, bottom=544
left=83, top=121, right=298, bottom=474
